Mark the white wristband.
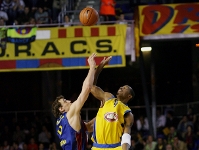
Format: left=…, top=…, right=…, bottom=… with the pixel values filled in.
left=121, top=133, right=131, bottom=147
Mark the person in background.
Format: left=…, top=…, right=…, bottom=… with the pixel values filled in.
left=0, top=10, right=8, bottom=22
left=165, top=111, right=179, bottom=129
left=27, top=138, right=38, bottom=150
left=173, top=136, right=187, bottom=150
left=136, top=115, right=149, bottom=137
left=183, top=125, right=195, bottom=150
left=165, top=144, right=173, bottom=150
left=177, top=115, right=193, bottom=138
left=116, top=13, right=127, bottom=24
left=155, top=136, right=166, bottom=150
left=63, top=14, right=70, bottom=27
left=0, top=0, right=14, bottom=24
left=18, top=6, right=33, bottom=25
left=34, top=6, right=49, bottom=24
left=52, top=0, right=65, bottom=23
left=156, top=109, right=166, bottom=135
left=99, top=0, right=116, bottom=23
left=144, top=135, right=157, bottom=150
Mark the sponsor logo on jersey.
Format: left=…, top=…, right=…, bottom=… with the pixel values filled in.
left=104, top=112, right=118, bottom=122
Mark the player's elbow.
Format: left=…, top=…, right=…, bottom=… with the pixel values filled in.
left=91, top=85, right=97, bottom=93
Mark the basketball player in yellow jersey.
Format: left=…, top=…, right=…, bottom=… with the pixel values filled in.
left=91, top=56, right=135, bottom=150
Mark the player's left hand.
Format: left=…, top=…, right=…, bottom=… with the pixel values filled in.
left=88, top=53, right=96, bottom=68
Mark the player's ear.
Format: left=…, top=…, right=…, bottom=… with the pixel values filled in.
left=128, top=94, right=132, bottom=99
left=59, top=106, right=64, bottom=112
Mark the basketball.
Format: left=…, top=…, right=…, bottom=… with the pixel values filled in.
left=79, top=7, right=99, bottom=26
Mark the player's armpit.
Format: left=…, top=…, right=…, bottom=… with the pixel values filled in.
left=91, top=85, right=105, bottom=101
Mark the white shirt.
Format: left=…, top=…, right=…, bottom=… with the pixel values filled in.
left=0, top=10, right=8, bottom=21
left=136, top=118, right=149, bottom=131
left=156, top=115, right=166, bottom=128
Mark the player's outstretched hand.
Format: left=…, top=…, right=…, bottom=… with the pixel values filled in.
left=87, top=53, right=96, bottom=68
left=100, top=56, right=112, bottom=67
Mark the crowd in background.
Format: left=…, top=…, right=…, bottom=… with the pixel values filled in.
left=0, top=107, right=199, bottom=150
left=0, top=0, right=198, bottom=27
left=0, top=0, right=70, bottom=26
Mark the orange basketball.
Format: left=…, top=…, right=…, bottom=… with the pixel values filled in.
left=79, top=7, right=99, bottom=26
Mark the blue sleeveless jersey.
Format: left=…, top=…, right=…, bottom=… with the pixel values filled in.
left=56, top=112, right=87, bottom=150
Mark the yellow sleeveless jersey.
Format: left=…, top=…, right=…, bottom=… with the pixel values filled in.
left=91, top=98, right=131, bottom=149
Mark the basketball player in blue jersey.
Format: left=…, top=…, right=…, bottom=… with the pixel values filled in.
left=91, top=56, right=135, bottom=150
left=52, top=53, right=97, bottom=150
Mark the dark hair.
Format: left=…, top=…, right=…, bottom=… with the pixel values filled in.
left=127, top=85, right=135, bottom=99
left=52, top=95, right=64, bottom=118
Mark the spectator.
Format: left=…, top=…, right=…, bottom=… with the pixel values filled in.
left=26, top=127, right=38, bottom=143
left=156, top=109, right=166, bottom=134
left=173, top=136, right=187, bottom=150
left=18, top=6, right=33, bottom=25
left=99, top=0, right=116, bottom=22
left=28, top=17, right=36, bottom=25
left=39, top=0, right=53, bottom=19
left=155, top=136, right=166, bottom=150
left=48, top=142, right=58, bottom=150
left=63, top=14, right=70, bottom=27
left=13, top=18, right=20, bottom=25
left=166, top=126, right=181, bottom=146
left=31, top=115, right=42, bottom=132
left=38, top=125, right=51, bottom=146
left=52, top=0, right=65, bottom=23
left=136, top=115, right=149, bottom=136
left=0, top=18, right=7, bottom=50
left=184, top=125, right=195, bottom=150
left=23, top=0, right=38, bottom=14
left=27, top=138, right=38, bottom=150
left=0, top=0, right=14, bottom=24
left=12, top=0, right=25, bottom=17
left=0, top=125, right=12, bottom=143
left=130, top=137, right=144, bottom=150
left=177, top=115, right=193, bottom=138
left=13, top=125, right=25, bottom=144
left=0, top=10, right=8, bottom=22
left=165, top=144, right=173, bottom=150
left=38, top=143, right=48, bottom=150
left=165, top=111, right=179, bottom=129
left=12, top=141, right=22, bottom=150
left=34, top=6, right=49, bottom=24
left=22, top=143, right=28, bottom=150
left=144, top=135, right=157, bottom=150
left=187, top=107, right=196, bottom=123
left=116, top=13, right=127, bottom=24
left=2, top=140, right=10, bottom=150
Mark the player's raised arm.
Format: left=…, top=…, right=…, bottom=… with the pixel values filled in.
left=91, top=56, right=113, bottom=103
left=69, top=53, right=96, bottom=113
